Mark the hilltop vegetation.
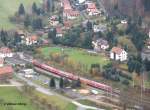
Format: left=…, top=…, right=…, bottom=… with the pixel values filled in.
left=0, top=0, right=42, bottom=29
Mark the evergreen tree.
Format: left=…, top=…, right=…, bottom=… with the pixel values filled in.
left=86, top=21, right=92, bottom=31
left=32, top=2, right=37, bottom=14
left=14, top=32, right=21, bottom=45
left=49, top=78, right=56, bottom=88
left=24, top=15, right=31, bottom=28
left=59, top=77, right=64, bottom=88
left=0, top=30, right=8, bottom=46
left=18, top=3, right=25, bottom=15
left=32, top=18, right=43, bottom=29
left=76, top=78, right=81, bottom=87
left=144, top=58, right=150, bottom=71
left=47, top=0, right=52, bottom=12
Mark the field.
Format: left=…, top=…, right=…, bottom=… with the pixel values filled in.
left=0, top=87, right=37, bottom=110
left=34, top=91, right=77, bottom=110
left=0, top=0, right=42, bottom=29
left=40, top=46, right=110, bottom=68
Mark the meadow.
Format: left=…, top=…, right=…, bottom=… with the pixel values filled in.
left=0, top=87, right=37, bottom=110
left=0, top=0, right=42, bottom=29
left=40, top=46, right=110, bottom=69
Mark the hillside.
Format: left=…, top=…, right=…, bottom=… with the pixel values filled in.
left=0, top=0, right=42, bottom=29
left=102, top=0, right=150, bottom=21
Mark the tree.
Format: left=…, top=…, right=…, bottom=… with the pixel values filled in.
left=18, top=3, right=25, bottom=15
left=24, top=15, right=31, bottom=28
left=14, top=32, right=21, bottom=45
left=144, top=58, right=150, bottom=71
left=86, top=21, right=92, bottom=31
left=81, top=31, right=92, bottom=49
left=0, top=30, right=8, bottom=46
left=59, top=77, right=64, bottom=88
left=49, top=77, right=56, bottom=88
left=32, top=2, right=38, bottom=14
left=47, top=0, right=52, bottom=12
left=32, top=18, right=43, bottom=29
left=76, top=78, right=81, bottom=87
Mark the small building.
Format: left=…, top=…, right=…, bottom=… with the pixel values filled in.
left=63, top=10, right=80, bottom=20
left=78, top=0, right=86, bottom=4
left=25, top=35, right=38, bottom=45
left=0, top=47, right=13, bottom=58
left=146, top=39, right=150, bottom=49
left=0, top=66, right=13, bottom=81
left=93, top=24, right=107, bottom=33
left=49, top=15, right=59, bottom=26
left=63, top=21, right=72, bottom=30
left=86, top=2, right=100, bottom=16
left=121, top=20, right=128, bottom=24
left=92, top=39, right=109, bottom=52
left=110, top=47, right=127, bottom=61
left=141, top=49, right=150, bottom=60
left=56, top=27, right=63, bottom=37
left=0, top=58, right=4, bottom=67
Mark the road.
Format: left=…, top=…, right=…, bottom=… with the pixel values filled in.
left=16, top=74, right=103, bottom=110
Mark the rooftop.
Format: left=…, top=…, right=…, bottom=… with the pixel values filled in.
left=0, top=66, right=13, bottom=75
left=111, top=47, right=124, bottom=55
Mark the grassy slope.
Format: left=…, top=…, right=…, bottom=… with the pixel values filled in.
left=0, top=87, right=37, bottom=110
left=40, top=47, right=110, bottom=68
left=34, top=91, right=77, bottom=110
left=0, top=0, right=42, bottom=29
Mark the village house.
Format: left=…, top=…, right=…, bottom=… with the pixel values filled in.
left=110, top=47, right=127, bottom=61
left=92, top=38, right=109, bottom=52
left=121, top=20, right=128, bottom=24
left=49, top=15, right=59, bottom=26
left=146, top=39, right=150, bottom=49
left=93, top=24, right=107, bottom=33
left=0, top=47, right=13, bottom=58
left=0, top=66, right=13, bottom=81
left=63, top=10, right=80, bottom=20
left=62, top=0, right=80, bottom=20
left=56, top=27, right=63, bottom=37
left=63, top=21, right=72, bottom=30
left=0, top=58, right=4, bottom=67
left=22, top=35, right=38, bottom=46
left=86, top=2, right=100, bottom=16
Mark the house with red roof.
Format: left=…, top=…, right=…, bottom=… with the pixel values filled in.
left=49, top=15, right=59, bottom=26
left=25, top=35, right=38, bottom=45
left=56, top=27, right=63, bottom=37
left=110, top=47, right=127, bottom=61
left=0, top=47, right=13, bottom=58
left=86, top=2, right=100, bottom=16
left=0, top=66, right=13, bottom=81
left=63, top=21, right=72, bottom=30
left=0, top=58, right=4, bottom=67
left=63, top=10, right=80, bottom=20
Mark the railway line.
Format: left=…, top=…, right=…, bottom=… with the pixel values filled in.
left=32, top=60, right=150, bottom=109
left=32, top=60, right=119, bottom=95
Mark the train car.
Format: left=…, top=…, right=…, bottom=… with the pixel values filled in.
left=33, top=60, right=113, bottom=93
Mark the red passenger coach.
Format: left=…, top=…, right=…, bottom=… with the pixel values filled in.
left=33, top=60, right=113, bottom=93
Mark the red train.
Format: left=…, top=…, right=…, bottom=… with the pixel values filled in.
left=33, top=60, right=113, bottom=93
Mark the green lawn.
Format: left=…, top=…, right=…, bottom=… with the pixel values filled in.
left=0, top=0, right=42, bottom=29
left=40, top=46, right=110, bottom=68
left=0, top=87, right=37, bottom=110
left=34, top=91, right=77, bottom=110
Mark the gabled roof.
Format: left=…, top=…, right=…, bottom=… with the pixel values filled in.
left=0, top=58, right=4, bottom=64
left=111, top=47, right=125, bottom=55
left=56, top=27, right=63, bottom=34
left=97, top=38, right=108, bottom=46
left=0, top=66, right=13, bottom=75
left=0, top=47, right=12, bottom=53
